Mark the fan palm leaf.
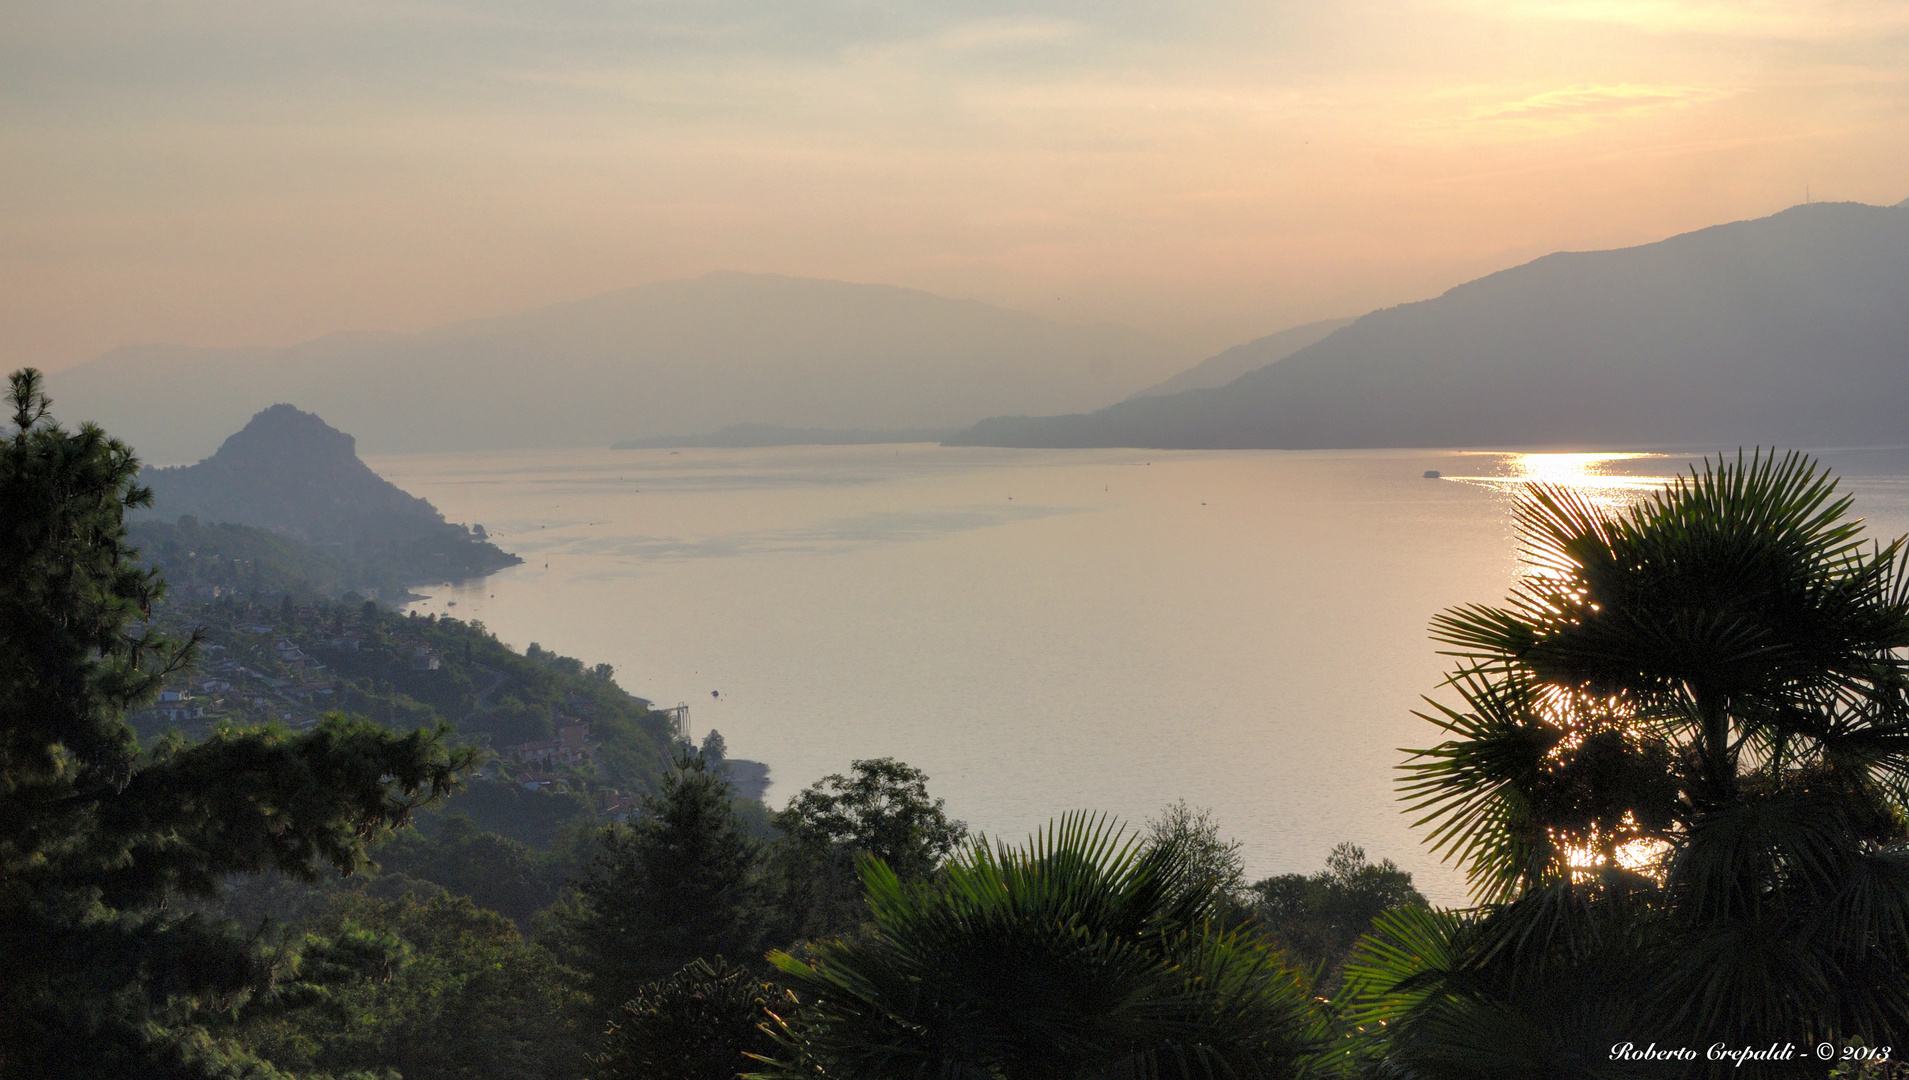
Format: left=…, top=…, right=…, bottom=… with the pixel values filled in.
left=1372, top=450, right=1909, bottom=1068
left=1335, top=905, right=1663, bottom=1080
left=753, top=813, right=1329, bottom=1080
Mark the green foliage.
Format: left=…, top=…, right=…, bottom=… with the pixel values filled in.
left=237, top=891, right=585, bottom=1080
left=563, top=755, right=765, bottom=1023
left=135, top=588, right=677, bottom=792
left=0, top=369, right=471, bottom=1079
left=765, top=758, right=967, bottom=941
left=1248, top=843, right=1425, bottom=985
left=595, top=958, right=782, bottom=1080
left=775, top=759, right=967, bottom=880
left=1333, top=904, right=1635, bottom=1079
left=1146, top=799, right=1248, bottom=902
left=430, top=777, right=600, bottom=849
left=757, top=812, right=1330, bottom=1080
left=1, top=367, right=179, bottom=790
left=334, top=614, right=672, bottom=788
left=129, top=516, right=407, bottom=604
left=1421, top=449, right=1909, bottom=886
left=371, top=814, right=574, bottom=926
left=1357, top=450, right=1909, bottom=1073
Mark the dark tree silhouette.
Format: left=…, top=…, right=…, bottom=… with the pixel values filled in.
left=1344, top=451, right=1909, bottom=1075
left=563, top=755, right=763, bottom=1024
left=758, top=814, right=1329, bottom=1080
left=701, top=728, right=727, bottom=766
left=594, top=958, right=780, bottom=1080
left=1248, top=842, right=1425, bottom=985
left=764, top=757, right=966, bottom=941
left=0, top=369, right=469, bottom=1080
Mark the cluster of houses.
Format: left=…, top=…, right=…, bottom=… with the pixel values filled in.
left=149, top=688, right=203, bottom=724
left=500, top=720, right=598, bottom=791
left=135, top=606, right=721, bottom=828
left=136, top=629, right=345, bottom=732
left=601, top=792, right=642, bottom=822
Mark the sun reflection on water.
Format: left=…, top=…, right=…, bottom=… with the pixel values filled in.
left=1448, top=452, right=1676, bottom=512
left=1508, top=452, right=1660, bottom=486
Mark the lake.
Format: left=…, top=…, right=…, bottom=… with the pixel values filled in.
left=370, top=443, right=1909, bottom=904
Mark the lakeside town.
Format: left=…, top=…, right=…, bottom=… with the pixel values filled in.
left=135, top=591, right=773, bottom=821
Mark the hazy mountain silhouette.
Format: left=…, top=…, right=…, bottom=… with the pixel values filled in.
left=141, top=405, right=519, bottom=580
left=950, top=202, right=1909, bottom=450
left=52, top=272, right=1189, bottom=460
left=613, top=423, right=958, bottom=448
left=1126, top=317, right=1355, bottom=399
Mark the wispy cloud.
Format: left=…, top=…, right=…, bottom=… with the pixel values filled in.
left=6, top=0, right=1908, bottom=369
left=1417, top=83, right=1738, bottom=139
left=1472, top=0, right=1909, bottom=39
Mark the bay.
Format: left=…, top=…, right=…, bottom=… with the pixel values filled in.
left=369, top=444, right=1909, bottom=904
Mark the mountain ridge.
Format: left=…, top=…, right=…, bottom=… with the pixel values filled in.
left=51, top=272, right=1194, bottom=460
left=1127, top=317, right=1357, bottom=399
left=950, top=201, right=1909, bottom=451
left=613, top=422, right=958, bottom=449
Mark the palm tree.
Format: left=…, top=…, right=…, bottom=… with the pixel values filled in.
left=752, top=812, right=1329, bottom=1080
left=1344, top=451, right=1909, bottom=1074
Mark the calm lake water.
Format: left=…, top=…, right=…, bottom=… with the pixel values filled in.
left=370, top=444, right=1909, bottom=904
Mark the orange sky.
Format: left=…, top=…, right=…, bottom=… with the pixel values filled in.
left=5, top=0, right=1907, bottom=369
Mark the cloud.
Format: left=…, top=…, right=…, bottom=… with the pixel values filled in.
left=1417, top=83, right=1738, bottom=140
left=1471, top=0, right=1909, bottom=39
left=6, top=0, right=1909, bottom=370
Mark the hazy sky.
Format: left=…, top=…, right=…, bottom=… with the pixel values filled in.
left=6, top=0, right=1907, bottom=369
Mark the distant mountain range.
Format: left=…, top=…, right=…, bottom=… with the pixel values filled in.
left=951, top=201, right=1909, bottom=450
left=613, top=423, right=959, bottom=449
left=50, top=272, right=1192, bottom=461
left=141, top=404, right=519, bottom=582
left=1125, top=317, right=1355, bottom=399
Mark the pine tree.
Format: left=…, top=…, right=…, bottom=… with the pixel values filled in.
left=564, top=755, right=763, bottom=1019
left=700, top=728, right=726, bottom=767
left=0, top=369, right=470, bottom=1079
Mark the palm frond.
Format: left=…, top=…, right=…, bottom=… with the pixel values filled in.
left=1386, top=449, right=1909, bottom=1064
left=1670, top=793, right=1849, bottom=922
left=1398, top=673, right=1562, bottom=903
left=759, top=813, right=1326, bottom=1080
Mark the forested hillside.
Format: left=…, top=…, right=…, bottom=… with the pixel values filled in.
left=4, top=366, right=1565, bottom=1080
left=130, top=516, right=412, bottom=602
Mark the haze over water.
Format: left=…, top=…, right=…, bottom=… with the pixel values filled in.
left=374, top=445, right=1909, bottom=904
